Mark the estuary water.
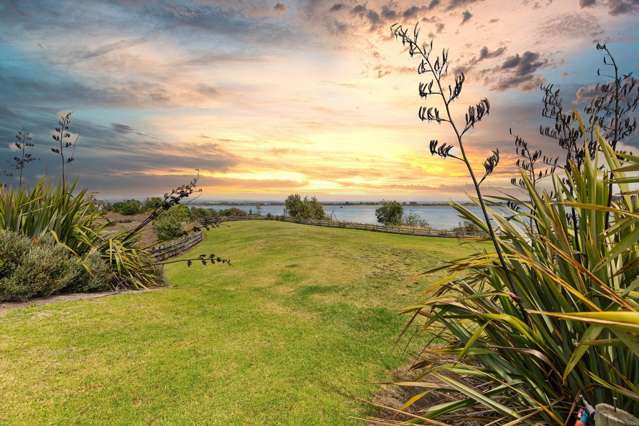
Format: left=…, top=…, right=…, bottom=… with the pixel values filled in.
left=192, top=203, right=484, bottom=230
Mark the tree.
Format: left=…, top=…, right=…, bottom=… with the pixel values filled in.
left=375, top=201, right=403, bottom=225
left=284, top=194, right=325, bottom=220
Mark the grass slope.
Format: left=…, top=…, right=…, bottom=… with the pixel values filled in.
left=0, top=221, right=485, bottom=425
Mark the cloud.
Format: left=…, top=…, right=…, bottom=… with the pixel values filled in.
left=73, top=36, right=150, bottom=63
left=274, top=2, right=287, bottom=12
left=456, top=45, right=506, bottom=73
left=371, top=64, right=414, bottom=79
left=539, top=12, right=603, bottom=38
left=461, top=10, right=473, bottom=24
left=402, top=1, right=440, bottom=18
left=493, top=51, right=547, bottom=90
left=350, top=3, right=383, bottom=30
left=478, top=46, right=506, bottom=60
left=381, top=5, right=398, bottom=20
left=111, top=123, right=135, bottom=134
left=580, top=0, right=639, bottom=15
left=447, top=0, right=480, bottom=10
left=608, top=0, right=639, bottom=15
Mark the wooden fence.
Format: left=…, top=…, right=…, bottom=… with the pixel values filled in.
left=150, top=231, right=204, bottom=261
left=206, top=215, right=483, bottom=239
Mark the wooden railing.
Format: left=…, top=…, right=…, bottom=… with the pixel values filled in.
left=204, top=215, right=483, bottom=239
left=150, top=231, right=204, bottom=261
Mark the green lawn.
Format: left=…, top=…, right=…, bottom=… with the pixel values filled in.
left=0, top=221, right=485, bottom=425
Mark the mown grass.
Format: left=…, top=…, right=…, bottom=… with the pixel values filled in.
left=0, top=220, right=485, bottom=425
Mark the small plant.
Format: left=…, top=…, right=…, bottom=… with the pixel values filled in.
left=11, top=129, right=36, bottom=186
left=51, top=112, right=78, bottom=191
left=375, top=201, right=403, bottom=225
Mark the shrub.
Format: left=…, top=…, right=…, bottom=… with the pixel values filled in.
left=143, top=197, right=163, bottom=211
left=153, top=205, right=192, bottom=241
left=375, top=201, right=402, bottom=225
left=68, top=251, right=113, bottom=293
left=403, top=211, right=429, bottom=228
left=0, top=228, right=30, bottom=277
left=0, top=231, right=111, bottom=302
left=284, top=194, right=325, bottom=220
left=111, top=199, right=143, bottom=215
left=218, top=207, right=248, bottom=217
left=154, top=213, right=185, bottom=241
left=190, top=207, right=218, bottom=222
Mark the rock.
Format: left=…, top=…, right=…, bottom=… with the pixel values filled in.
left=595, top=403, right=639, bottom=426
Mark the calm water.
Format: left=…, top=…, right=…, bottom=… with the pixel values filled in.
left=192, top=204, right=483, bottom=230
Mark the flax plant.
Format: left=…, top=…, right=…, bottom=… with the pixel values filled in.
left=382, top=24, right=639, bottom=423
left=0, top=179, right=156, bottom=290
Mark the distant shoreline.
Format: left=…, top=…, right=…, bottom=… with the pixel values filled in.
left=191, top=201, right=474, bottom=207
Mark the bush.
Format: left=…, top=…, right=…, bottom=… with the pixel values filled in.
left=143, top=197, right=163, bottom=211
left=0, top=228, right=30, bottom=278
left=218, top=207, right=248, bottom=217
left=153, top=205, right=191, bottom=241
left=190, top=207, right=218, bottom=222
left=68, top=251, right=113, bottom=293
left=375, top=201, right=402, bottom=225
left=284, top=194, right=325, bottom=220
left=0, top=231, right=112, bottom=302
left=111, top=199, right=143, bottom=215
left=154, top=214, right=184, bottom=241
left=403, top=212, right=429, bottom=228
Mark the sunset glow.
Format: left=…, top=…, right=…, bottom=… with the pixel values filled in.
left=0, top=0, right=637, bottom=200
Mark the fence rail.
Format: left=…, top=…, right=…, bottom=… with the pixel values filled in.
left=150, top=231, right=204, bottom=261
left=205, top=215, right=483, bottom=239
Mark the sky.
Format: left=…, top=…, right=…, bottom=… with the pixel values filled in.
left=0, top=0, right=638, bottom=201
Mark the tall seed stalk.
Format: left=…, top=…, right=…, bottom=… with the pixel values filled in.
left=11, top=129, right=35, bottom=187
left=51, top=112, right=77, bottom=192
left=391, top=24, right=519, bottom=307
